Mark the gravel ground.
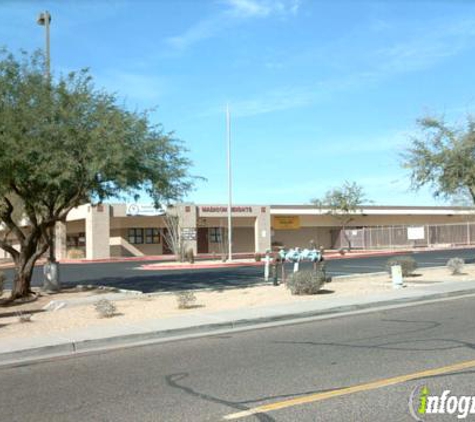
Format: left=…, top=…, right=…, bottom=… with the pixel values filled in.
left=0, top=264, right=471, bottom=340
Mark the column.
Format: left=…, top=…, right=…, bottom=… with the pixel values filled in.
left=85, top=204, right=110, bottom=259
left=54, top=222, right=67, bottom=260
left=255, top=206, right=271, bottom=253
left=176, top=204, right=198, bottom=255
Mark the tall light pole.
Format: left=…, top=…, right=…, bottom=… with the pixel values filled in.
left=37, top=11, right=60, bottom=291
left=37, top=11, right=51, bottom=79
left=37, top=10, right=55, bottom=264
left=226, top=104, right=233, bottom=262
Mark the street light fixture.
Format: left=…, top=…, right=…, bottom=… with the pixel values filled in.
left=37, top=11, right=51, bottom=78
left=37, top=10, right=59, bottom=290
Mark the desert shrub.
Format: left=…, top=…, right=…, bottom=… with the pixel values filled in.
left=176, top=291, right=197, bottom=309
left=287, top=270, right=325, bottom=295
left=386, top=256, right=417, bottom=277
left=16, top=311, right=32, bottom=323
left=94, top=299, right=117, bottom=318
left=0, top=271, right=4, bottom=297
left=254, top=253, right=262, bottom=262
left=67, top=249, right=85, bottom=259
left=447, top=257, right=465, bottom=275
left=185, top=248, right=195, bottom=264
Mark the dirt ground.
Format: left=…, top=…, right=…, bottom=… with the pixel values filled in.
left=0, top=265, right=472, bottom=340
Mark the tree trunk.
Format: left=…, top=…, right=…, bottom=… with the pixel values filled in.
left=9, top=231, right=48, bottom=300
left=341, top=225, right=352, bottom=251
left=10, top=257, right=36, bottom=300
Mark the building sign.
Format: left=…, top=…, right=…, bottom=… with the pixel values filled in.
left=181, top=228, right=197, bottom=241
left=126, top=204, right=166, bottom=217
left=273, top=216, right=301, bottom=230
left=200, top=206, right=253, bottom=213
left=407, top=226, right=425, bottom=240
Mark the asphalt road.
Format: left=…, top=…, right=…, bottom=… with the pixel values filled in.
left=2, top=296, right=475, bottom=421
left=3, top=247, right=475, bottom=293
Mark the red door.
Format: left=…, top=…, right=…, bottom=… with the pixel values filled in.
left=197, top=228, right=209, bottom=254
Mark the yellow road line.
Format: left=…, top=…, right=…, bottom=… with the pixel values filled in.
left=224, top=358, right=475, bottom=420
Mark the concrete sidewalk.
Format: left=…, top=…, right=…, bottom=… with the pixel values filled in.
left=1, top=278, right=475, bottom=367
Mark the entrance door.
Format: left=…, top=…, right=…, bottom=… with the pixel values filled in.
left=197, top=228, right=209, bottom=254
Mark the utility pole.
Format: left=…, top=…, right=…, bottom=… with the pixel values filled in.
left=226, top=104, right=233, bottom=262
left=37, top=10, right=60, bottom=291
left=37, top=11, right=51, bottom=78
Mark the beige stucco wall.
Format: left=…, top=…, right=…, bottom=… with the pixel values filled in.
left=276, top=213, right=475, bottom=228
left=272, top=227, right=334, bottom=249
left=207, top=227, right=255, bottom=254
left=47, top=203, right=475, bottom=259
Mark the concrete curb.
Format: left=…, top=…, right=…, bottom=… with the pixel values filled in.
left=140, top=261, right=264, bottom=271
left=2, top=287, right=475, bottom=368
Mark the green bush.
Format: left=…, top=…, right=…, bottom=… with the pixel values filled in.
left=386, top=256, right=418, bottom=277
left=254, top=253, right=262, bottom=262
left=447, top=257, right=465, bottom=275
left=287, top=270, right=325, bottom=295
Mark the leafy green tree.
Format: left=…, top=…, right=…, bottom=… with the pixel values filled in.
left=311, top=181, right=367, bottom=250
left=0, top=49, right=196, bottom=299
left=403, top=115, right=475, bottom=204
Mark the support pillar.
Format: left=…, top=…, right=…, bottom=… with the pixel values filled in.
left=54, top=222, right=67, bottom=261
left=86, top=204, right=110, bottom=259
left=255, top=206, right=271, bottom=253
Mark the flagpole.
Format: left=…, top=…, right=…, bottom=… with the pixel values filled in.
left=226, top=104, right=232, bottom=262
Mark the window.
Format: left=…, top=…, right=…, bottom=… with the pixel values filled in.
left=209, top=227, right=222, bottom=243
left=145, top=228, right=160, bottom=244
left=128, top=228, right=144, bottom=244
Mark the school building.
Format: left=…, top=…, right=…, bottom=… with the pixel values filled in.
left=32, top=202, right=475, bottom=260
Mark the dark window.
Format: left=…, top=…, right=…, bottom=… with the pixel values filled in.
left=209, top=227, right=222, bottom=243
left=128, top=228, right=144, bottom=244
left=145, top=228, right=160, bottom=244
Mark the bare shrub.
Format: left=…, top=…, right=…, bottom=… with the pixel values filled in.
left=16, top=311, right=32, bottom=323
left=176, top=291, right=197, bottom=309
left=386, top=256, right=418, bottom=277
left=287, top=270, right=325, bottom=295
left=447, top=257, right=465, bottom=275
left=162, top=210, right=185, bottom=262
left=67, top=249, right=85, bottom=259
left=94, top=299, right=117, bottom=318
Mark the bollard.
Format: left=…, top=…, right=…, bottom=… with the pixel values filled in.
left=293, top=261, right=299, bottom=273
left=264, top=252, right=270, bottom=281
left=272, top=262, right=279, bottom=286
left=391, top=264, right=404, bottom=289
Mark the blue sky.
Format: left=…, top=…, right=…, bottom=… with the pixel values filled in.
left=2, top=0, right=475, bottom=206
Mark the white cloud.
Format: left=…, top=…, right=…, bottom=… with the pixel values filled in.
left=225, top=0, right=301, bottom=18
left=200, top=15, right=475, bottom=118
left=167, top=0, right=301, bottom=51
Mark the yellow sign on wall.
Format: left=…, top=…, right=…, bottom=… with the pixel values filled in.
left=273, top=216, right=301, bottom=230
